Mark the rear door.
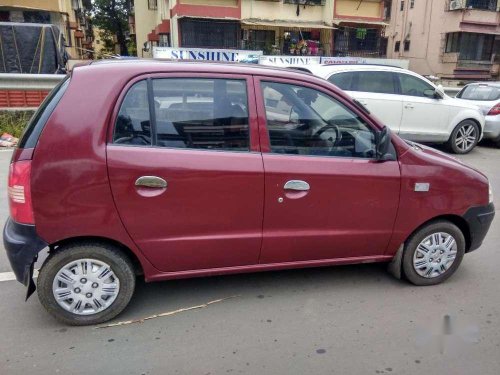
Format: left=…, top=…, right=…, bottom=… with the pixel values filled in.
left=107, top=74, right=264, bottom=272
left=328, top=70, right=403, bottom=133
left=255, top=77, right=401, bottom=264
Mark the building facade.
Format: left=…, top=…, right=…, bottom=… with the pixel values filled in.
left=386, top=0, right=499, bottom=80
left=134, top=0, right=389, bottom=58
left=0, top=0, right=93, bottom=60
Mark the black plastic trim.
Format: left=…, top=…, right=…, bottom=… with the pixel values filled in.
left=463, top=202, right=495, bottom=252
left=3, top=218, right=48, bottom=299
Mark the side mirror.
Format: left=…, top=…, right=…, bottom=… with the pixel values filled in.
left=376, top=126, right=395, bottom=161
left=423, top=88, right=443, bottom=99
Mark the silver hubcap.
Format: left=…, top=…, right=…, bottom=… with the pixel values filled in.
left=455, top=124, right=476, bottom=152
left=413, top=232, right=458, bottom=278
left=52, top=259, right=120, bottom=316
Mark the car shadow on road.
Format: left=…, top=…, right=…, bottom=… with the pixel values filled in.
left=117, top=262, right=404, bottom=322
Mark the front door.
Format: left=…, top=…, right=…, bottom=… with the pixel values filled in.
left=397, top=72, right=449, bottom=142
left=107, top=75, right=264, bottom=272
left=255, top=77, right=401, bottom=264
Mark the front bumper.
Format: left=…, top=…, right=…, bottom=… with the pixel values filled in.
left=483, top=115, right=500, bottom=140
left=3, top=218, right=48, bottom=299
left=463, top=203, right=495, bottom=252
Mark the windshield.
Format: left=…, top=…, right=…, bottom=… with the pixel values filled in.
left=458, top=85, right=500, bottom=101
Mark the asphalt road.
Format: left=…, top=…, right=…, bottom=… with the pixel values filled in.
left=0, top=145, right=499, bottom=375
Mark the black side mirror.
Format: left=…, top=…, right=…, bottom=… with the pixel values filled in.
left=376, top=126, right=395, bottom=161
left=423, top=88, right=442, bottom=99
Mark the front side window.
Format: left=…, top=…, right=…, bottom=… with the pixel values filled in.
left=261, top=82, right=377, bottom=159
left=153, top=78, right=249, bottom=151
left=113, top=80, right=152, bottom=146
left=354, top=71, right=397, bottom=95
left=397, top=73, right=434, bottom=97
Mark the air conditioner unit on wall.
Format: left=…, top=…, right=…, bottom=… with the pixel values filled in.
left=449, top=0, right=466, bottom=11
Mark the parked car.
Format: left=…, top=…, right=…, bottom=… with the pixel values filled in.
left=302, top=64, right=485, bottom=154
left=4, top=61, right=495, bottom=325
left=454, top=82, right=500, bottom=147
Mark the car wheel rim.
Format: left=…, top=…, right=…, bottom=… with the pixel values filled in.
left=412, top=232, right=458, bottom=278
left=455, top=124, right=476, bottom=152
left=52, top=259, right=120, bottom=316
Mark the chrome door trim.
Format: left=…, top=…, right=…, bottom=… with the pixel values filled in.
left=135, top=176, right=167, bottom=189
left=284, top=180, right=310, bottom=191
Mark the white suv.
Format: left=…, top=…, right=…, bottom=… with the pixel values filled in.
left=303, top=65, right=485, bottom=154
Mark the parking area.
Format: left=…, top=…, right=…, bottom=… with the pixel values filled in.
left=0, top=144, right=499, bottom=375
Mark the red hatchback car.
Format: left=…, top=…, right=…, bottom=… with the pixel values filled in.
left=4, top=61, right=495, bottom=325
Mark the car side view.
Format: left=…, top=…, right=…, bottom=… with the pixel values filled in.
left=3, top=61, right=495, bottom=325
left=302, top=64, right=485, bottom=154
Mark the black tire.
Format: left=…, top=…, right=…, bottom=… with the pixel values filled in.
left=447, top=120, right=480, bottom=154
left=402, top=221, right=466, bottom=286
left=37, top=242, right=136, bottom=326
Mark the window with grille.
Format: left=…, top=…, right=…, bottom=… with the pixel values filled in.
left=148, top=0, right=157, bottom=10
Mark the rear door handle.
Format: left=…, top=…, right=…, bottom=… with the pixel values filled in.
left=135, top=176, right=167, bottom=189
left=284, top=180, right=310, bottom=191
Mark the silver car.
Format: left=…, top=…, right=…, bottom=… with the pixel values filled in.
left=455, top=82, right=500, bottom=147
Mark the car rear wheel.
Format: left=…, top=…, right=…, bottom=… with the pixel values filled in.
left=402, top=221, right=465, bottom=286
left=37, top=242, right=135, bottom=326
left=447, top=120, right=479, bottom=154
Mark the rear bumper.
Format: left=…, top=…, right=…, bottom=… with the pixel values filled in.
left=3, top=218, right=47, bottom=298
left=463, top=203, right=495, bottom=252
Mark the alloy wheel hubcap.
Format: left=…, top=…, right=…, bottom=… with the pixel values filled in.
left=413, top=232, right=458, bottom=278
left=455, top=124, right=476, bottom=152
left=52, top=259, right=120, bottom=316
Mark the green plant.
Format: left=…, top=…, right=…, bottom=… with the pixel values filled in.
left=0, top=110, right=34, bottom=138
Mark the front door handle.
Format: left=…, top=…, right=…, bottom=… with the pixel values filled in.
left=404, top=104, right=414, bottom=109
left=135, top=176, right=167, bottom=189
left=284, top=180, right=310, bottom=191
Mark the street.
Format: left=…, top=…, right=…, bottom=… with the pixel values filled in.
left=0, top=144, right=499, bottom=375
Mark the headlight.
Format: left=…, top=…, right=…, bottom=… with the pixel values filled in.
left=489, top=182, right=494, bottom=204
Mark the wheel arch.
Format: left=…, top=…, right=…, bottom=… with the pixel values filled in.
left=49, top=236, right=145, bottom=276
left=448, top=115, right=483, bottom=142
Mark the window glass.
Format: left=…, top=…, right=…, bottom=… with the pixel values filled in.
left=153, top=78, right=249, bottom=151
left=114, top=80, right=151, bottom=146
left=354, top=71, right=397, bottom=94
left=458, top=85, right=500, bottom=101
left=398, top=74, right=434, bottom=97
left=261, top=82, right=377, bottom=159
left=328, top=72, right=355, bottom=91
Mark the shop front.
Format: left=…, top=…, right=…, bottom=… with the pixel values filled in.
left=241, top=20, right=334, bottom=56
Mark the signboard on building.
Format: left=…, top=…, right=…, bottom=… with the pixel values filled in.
left=259, top=55, right=410, bottom=70
left=153, top=47, right=263, bottom=62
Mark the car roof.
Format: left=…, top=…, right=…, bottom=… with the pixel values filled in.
left=463, top=82, right=500, bottom=88
left=80, top=59, right=314, bottom=79
left=304, top=64, right=413, bottom=78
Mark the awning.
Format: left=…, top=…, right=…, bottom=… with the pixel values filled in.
left=241, top=19, right=336, bottom=30
left=333, top=19, right=389, bottom=27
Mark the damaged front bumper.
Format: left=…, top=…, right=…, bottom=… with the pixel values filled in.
left=3, top=218, right=48, bottom=299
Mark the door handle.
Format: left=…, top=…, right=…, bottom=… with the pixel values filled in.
left=135, top=176, right=167, bottom=189
left=404, top=104, right=414, bottom=109
left=284, top=180, right=310, bottom=191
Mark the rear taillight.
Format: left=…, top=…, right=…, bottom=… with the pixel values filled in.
left=8, top=160, right=34, bottom=224
left=487, top=103, right=500, bottom=116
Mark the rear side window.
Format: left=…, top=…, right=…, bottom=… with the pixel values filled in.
left=328, top=72, right=355, bottom=90
left=113, top=78, right=250, bottom=151
left=113, top=80, right=151, bottom=146
left=18, top=76, right=70, bottom=149
left=353, top=71, right=397, bottom=95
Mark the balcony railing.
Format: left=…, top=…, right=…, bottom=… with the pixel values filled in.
left=465, top=0, right=498, bottom=11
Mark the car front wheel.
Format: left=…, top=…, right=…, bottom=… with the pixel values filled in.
left=37, top=242, right=136, bottom=326
left=447, top=120, right=480, bottom=154
left=402, top=221, right=465, bottom=286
